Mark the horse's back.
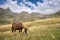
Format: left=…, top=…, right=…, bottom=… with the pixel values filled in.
left=12, top=22, right=23, bottom=28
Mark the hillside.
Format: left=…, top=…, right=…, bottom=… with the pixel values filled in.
left=31, top=12, right=48, bottom=19
left=0, top=8, right=60, bottom=24
left=54, top=11, right=60, bottom=15
left=0, top=8, right=35, bottom=24
left=0, top=8, right=19, bottom=24
left=48, top=11, right=60, bottom=18
left=31, top=11, right=60, bottom=19
left=0, top=18, right=60, bottom=40
left=18, top=11, right=35, bottom=22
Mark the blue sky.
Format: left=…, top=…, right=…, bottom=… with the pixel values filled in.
left=0, top=0, right=60, bottom=14
left=0, top=0, right=6, bottom=5
left=16, top=0, right=44, bottom=5
left=0, top=0, right=44, bottom=6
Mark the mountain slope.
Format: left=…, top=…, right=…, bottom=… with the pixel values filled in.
left=0, top=8, right=19, bottom=24
left=31, top=12, right=48, bottom=19
left=18, top=11, right=35, bottom=22
left=49, top=11, right=60, bottom=18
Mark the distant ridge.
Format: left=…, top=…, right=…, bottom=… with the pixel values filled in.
left=0, top=8, right=60, bottom=24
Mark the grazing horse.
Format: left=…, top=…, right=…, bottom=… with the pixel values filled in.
left=12, top=22, right=28, bottom=35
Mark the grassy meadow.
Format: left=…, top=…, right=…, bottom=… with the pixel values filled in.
left=0, top=18, right=60, bottom=40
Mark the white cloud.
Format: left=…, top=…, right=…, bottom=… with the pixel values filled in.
left=0, top=0, right=60, bottom=14
left=35, top=0, right=60, bottom=14
left=0, top=0, right=32, bottom=13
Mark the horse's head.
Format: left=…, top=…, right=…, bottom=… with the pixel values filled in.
left=24, top=27, right=28, bottom=35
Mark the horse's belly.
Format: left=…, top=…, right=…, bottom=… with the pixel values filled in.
left=15, top=27, right=22, bottom=30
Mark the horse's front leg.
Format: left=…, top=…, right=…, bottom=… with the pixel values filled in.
left=14, top=29, right=16, bottom=32
left=19, top=30, right=21, bottom=33
left=19, top=28, right=22, bottom=33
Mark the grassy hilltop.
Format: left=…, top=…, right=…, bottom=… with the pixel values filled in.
left=0, top=18, right=60, bottom=40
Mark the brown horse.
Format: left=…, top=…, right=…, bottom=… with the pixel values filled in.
left=12, top=22, right=28, bottom=35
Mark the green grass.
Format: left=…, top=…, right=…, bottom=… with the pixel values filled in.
left=26, top=18, right=60, bottom=27
left=0, top=18, right=60, bottom=40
